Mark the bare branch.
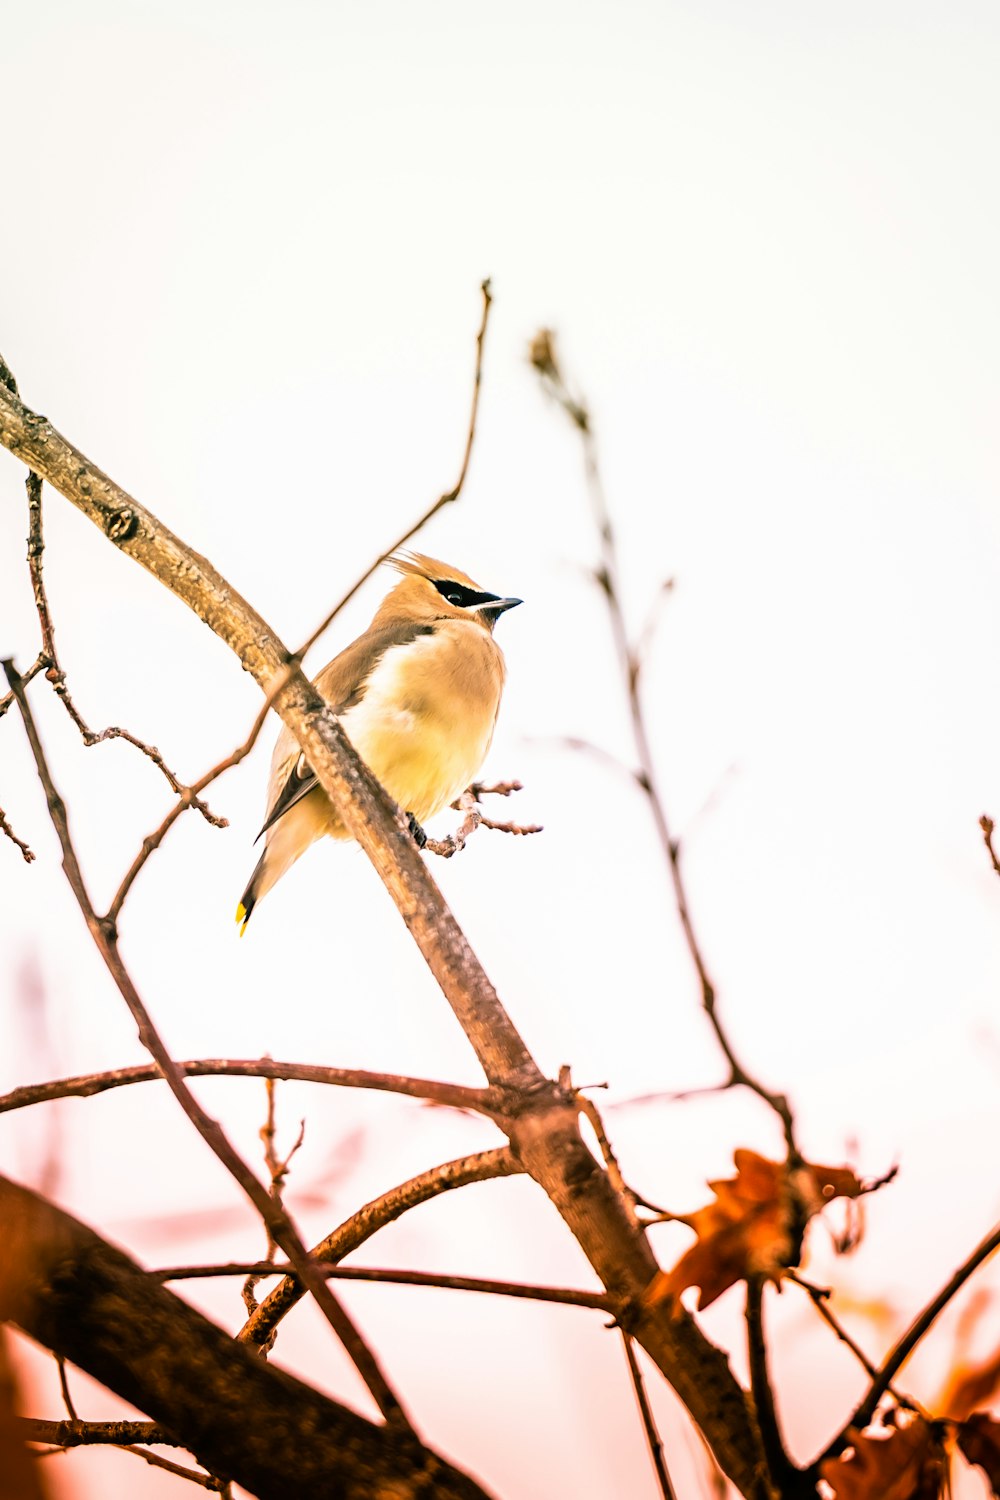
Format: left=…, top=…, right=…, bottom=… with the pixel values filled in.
left=0, top=804, right=35, bottom=863
left=107, top=286, right=496, bottom=912
left=0, top=348, right=771, bottom=1497
left=239, top=1146, right=522, bottom=1350
left=0, top=1059, right=500, bottom=1118
left=295, top=279, right=493, bottom=667
left=531, top=329, right=799, bottom=1157
left=2, top=661, right=411, bottom=1431
left=22, top=1423, right=228, bottom=1492
left=107, top=695, right=278, bottom=919
left=621, top=1332, right=678, bottom=1500
left=0, top=652, right=45, bottom=718
left=242, top=1078, right=306, bottom=1326
left=424, top=785, right=543, bottom=856
left=54, top=1358, right=77, bottom=1422
left=980, top=814, right=1000, bottom=878
left=21, top=473, right=225, bottom=831
left=1, top=1174, right=492, bottom=1499
left=23, top=1418, right=182, bottom=1448
left=745, top=1278, right=793, bottom=1495
left=825, top=1216, right=1000, bottom=1458
left=159, top=1260, right=613, bottom=1312
left=786, top=1273, right=916, bottom=1411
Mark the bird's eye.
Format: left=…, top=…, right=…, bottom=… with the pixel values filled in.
left=433, top=578, right=497, bottom=610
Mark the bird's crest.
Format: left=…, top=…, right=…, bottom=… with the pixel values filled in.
left=388, top=551, right=483, bottom=591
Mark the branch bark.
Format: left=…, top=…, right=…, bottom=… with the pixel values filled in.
left=0, top=1174, right=493, bottom=1500
left=238, top=1146, right=522, bottom=1350
left=0, top=361, right=770, bottom=1496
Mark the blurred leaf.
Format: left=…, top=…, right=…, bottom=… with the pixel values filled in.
left=956, top=1413, right=1000, bottom=1496
left=820, top=1418, right=946, bottom=1500
left=939, top=1308, right=1000, bottom=1420
left=645, top=1149, right=867, bottom=1312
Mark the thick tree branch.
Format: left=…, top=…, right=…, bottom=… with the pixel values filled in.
left=0, top=1175, right=493, bottom=1500
left=0, top=352, right=770, bottom=1497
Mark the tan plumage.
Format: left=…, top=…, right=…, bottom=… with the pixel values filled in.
left=236, top=553, right=521, bottom=931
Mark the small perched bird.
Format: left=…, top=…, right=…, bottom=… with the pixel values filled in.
left=236, top=552, right=521, bottom=932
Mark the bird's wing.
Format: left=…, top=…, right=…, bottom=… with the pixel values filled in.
left=256, top=618, right=436, bottom=840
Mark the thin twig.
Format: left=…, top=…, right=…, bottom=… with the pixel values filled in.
left=0, top=652, right=45, bottom=718
left=20, top=474, right=225, bottom=831
left=243, top=1078, right=305, bottom=1328
left=0, top=1060, right=501, bottom=1118
left=103, top=280, right=495, bottom=912
left=621, top=1331, right=678, bottom=1500
left=238, top=1146, right=521, bottom=1350
left=54, top=1358, right=77, bottom=1422
left=826, top=1217, right=1000, bottom=1455
left=25, top=1418, right=236, bottom=1486
left=117, top=1446, right=227, bottom=1491
left=745, top=1278, right=796, bottom=1495
left=423, top=789, right=484, bottom=857
left=158, top=1261, right=613, bottom=1311
left=979, top=815, right=1000, bottom=878
left=531, top=330, right=798, bottom=1157
left=0, top=805, right=35, bottom=862
left=3, top=661, right=412, bottom=1432
left=786, top=1273, right=916, bottom=1410
left=424, top=783, right=543, bottom=855
left=106, top=695, right=274, bottom=921
left=295, top=278, right=493, bottom=667
left=21, top=1420, right=174, bottom=1448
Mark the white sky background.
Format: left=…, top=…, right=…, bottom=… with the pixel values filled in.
left=2, top=2, right=1000, bottom=1496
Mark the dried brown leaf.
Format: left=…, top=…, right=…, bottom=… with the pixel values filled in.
left=956, top=1412, right=1000, bottom=1496
left=644, top=1149, right=867, bottom=1312
left=820, top=1418, right=946, bottom=1500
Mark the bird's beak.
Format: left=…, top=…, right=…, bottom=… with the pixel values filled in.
left=489, top=597, right=522, bottom=615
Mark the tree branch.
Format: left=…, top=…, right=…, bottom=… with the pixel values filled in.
left=18, top=471, right=225, bottom=829
left=0, top=804, right=35, bottom=863
left=823, top=1216, right=1000, bottom=1459
left=293, top=278, right=493, bottom=667
left=158, top=1261, right=613, bottom=1312
left=0, top=1175, right=492, bottom=1499
left=531, top=331, right=798, bottom=1156
left=745, top=1279, right=793, bottom=1497
left=621, top=1332, right=678, bottom=1500
left=3, top=661, right=411, bottom=1431
left=0, top=1059, right=501, bottom=1118
left=238, top=1146, right=523, bottom=1350
left=23, top=1423, right=229, bottom=1493
left=0, top=345, right=770, bottom=1497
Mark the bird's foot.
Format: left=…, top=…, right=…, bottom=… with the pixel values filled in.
left=406, top=812, right=428, bottom=849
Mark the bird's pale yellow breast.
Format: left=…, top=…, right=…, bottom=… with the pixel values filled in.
left=338, top=620, right=505, bottom=823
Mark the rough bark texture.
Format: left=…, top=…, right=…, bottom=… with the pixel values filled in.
left=0, top=377, right=771, bottom=1498
left=0, top=1176, right=492, bottom=1500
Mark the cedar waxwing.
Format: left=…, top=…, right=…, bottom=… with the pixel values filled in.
left=236, top=552, right=521, bottom=932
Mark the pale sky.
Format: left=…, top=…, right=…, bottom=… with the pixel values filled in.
left=2, top=4, right=1000, bottom=1497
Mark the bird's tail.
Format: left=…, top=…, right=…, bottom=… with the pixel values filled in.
left=235, top=851, right=267, bottom=937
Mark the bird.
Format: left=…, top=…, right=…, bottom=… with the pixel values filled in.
left=236, top=551, right=521, bottom=932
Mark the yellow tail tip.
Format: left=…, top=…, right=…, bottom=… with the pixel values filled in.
left=235, top=902, right=249, bottom=937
